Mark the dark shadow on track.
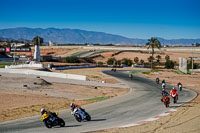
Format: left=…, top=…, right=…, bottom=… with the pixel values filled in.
left=54, top=125, right=82, bottom=128
left=90, top=119, right=106, bottom=122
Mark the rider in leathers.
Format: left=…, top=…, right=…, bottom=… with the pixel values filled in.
left=70, top=103, right=85, bottom=119
left=170, top=87, right=178, bottom=100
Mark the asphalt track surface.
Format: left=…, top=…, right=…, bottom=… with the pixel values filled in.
left=0, top=70, right=197, bottom=133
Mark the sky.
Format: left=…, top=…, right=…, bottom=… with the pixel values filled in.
left=0, top=0, right=200, bottom=39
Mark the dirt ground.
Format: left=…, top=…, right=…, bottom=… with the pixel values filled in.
left=91, top=70, right=200, bottom=133
left=53, top=67, right=126, bottom=84
left=0, top=73, right=129, bottom=122
left=93, top=50, right=200, bottom=64
left=2, top=47, right=200, bottom=132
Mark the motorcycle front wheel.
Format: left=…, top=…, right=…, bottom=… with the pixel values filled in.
left=59, top=118, right=65, bottom=127
left=85, top=112, right=91, bottom=121
left=75, top=114, right=82, bottom=122
left=44, top=120, right=52, bottom=128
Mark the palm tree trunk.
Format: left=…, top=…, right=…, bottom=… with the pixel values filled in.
left=151, top=48, right=154, bottom=71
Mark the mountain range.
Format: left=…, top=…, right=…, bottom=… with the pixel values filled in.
left=0, top=27, right=199, bottom=46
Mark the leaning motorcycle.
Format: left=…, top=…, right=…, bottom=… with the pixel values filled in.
left=171, top=93, right=178, bottom=104
left=72, top=108, right=91, bottom=122
left=178, top=85, right=182, bottom=91
left=41, top=112, right=65, bottom=128
left=161, top=95, right=170, bottom=107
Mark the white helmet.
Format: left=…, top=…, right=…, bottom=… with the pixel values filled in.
left=41, top=108, right=45, bottom=113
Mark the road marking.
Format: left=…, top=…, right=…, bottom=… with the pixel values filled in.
left=120, top=123, right=140, bottom=127
left=119, top=108, right=177, bottom=128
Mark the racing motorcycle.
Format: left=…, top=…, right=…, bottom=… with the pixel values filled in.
left=72, top=108, right=91, bottom=122
left=178, top=84, right=182, bottom=91
left=41, top=112, right=65, bottom=128
left=171, top=93, right=178, bottom=104
left=156, top=78, right=160, bottom=84
left=161, top=83, right=166, bottom=89
left=161, top=95, right=170, bottom=107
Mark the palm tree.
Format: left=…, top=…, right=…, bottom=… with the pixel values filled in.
left=146, top=37, right=161, bottom=70
left=32, top=36, right=43, bottom=46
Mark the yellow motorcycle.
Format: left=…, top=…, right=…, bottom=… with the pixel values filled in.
left=41, top=112, right=65, bottom=128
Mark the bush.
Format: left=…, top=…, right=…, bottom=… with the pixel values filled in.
left=107, top=58, right=116, bottom=65
left=116, top=60, right=122, bottom=66
left=97, top=61, right=103, bottom=65
left=134, top=57, right=139, bottom=64
left=65, top=56, right=80, bottom=63
left=148, top=56, right=154, bottom=63
left=187, top=59, right=199, bottom=69
left=121, top=58, right=133, bottom=66
left=140, top=59, right=144, bottom=65
left=165, top=60, right=175, bottom=69
left=165, top=55, right=170, bottom=61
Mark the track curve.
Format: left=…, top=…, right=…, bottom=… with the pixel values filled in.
left=0, top=70, right=197, bottom=133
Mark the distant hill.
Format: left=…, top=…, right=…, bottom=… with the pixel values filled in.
left=0, top=27, right=199, bottom=46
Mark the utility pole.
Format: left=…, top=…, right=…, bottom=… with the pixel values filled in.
left=12, top=43, right=16, bottom=65
left=191, top=44, right=194, bottom=75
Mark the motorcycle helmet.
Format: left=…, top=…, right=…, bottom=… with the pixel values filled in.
left=40, top=108, right=45, bottom=114
left=70, top=103, right=75, bottom=108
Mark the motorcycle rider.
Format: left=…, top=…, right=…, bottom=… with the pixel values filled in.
left=177, top=82, right=182, bottom=91
left=161, top=91, right=170, bottom=107
left=162, top=89, right=168, bottom=96
left=70, top=103, right=85, bottom=118
left=162, top=82, right=166, bottom=89
left=41, top=108, right=56, bottom=117
left=170, top=87, right=178, bottom=100
left=156, top=77, right=160, bottom=84
left=129, top=73, right=133, bottom=80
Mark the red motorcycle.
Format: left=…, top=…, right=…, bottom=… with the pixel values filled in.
left=171, top=93, right=178, bottom=104
left=161, top=95, right=170, bottom=107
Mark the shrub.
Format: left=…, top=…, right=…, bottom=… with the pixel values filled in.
left=134, top=57, right=139, bottom=64
left=165, top=55, right=170, bottom=61
left=148, top=56, right=154, bottom=63
left=140, top=59, right=144, bottom=65
left=187, top=59, right=199, bottom=69
left=65, top=56, right=80, bottom=63
left=97, top=61, right=103, bottom=65
left=165, top=60, right=175, bottom=69
left=121, top=58, right=133, bottom=66
left=107, top=58, right=116, bottom=65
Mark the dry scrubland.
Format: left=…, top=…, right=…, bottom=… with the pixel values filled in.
left=0, top=73, right=129, bottom=122
left=1, top=47, right=200, bottom=133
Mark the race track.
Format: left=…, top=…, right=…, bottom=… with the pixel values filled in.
left=0, top=70, right=197, bottom=133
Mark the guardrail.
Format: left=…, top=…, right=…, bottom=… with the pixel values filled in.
left=5, top=64, right=44, bottom=69
left=0, top=68, right=86, bottom=80
left=52, top=65, right=96, bottom=70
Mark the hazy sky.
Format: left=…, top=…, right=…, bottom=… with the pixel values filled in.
left=0, top=0, right=200, bottom=39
